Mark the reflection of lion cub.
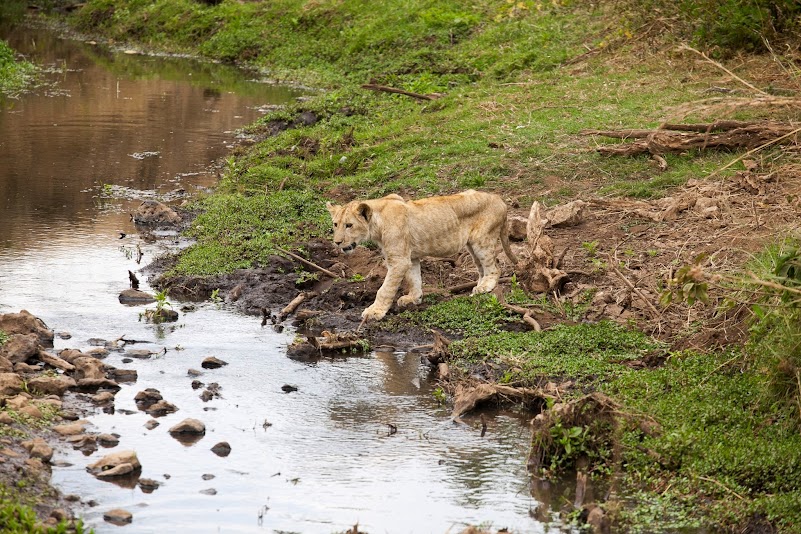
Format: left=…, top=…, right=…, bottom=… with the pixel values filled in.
left=326, top=189, right=518, bottom=321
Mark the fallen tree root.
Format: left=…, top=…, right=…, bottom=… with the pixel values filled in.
left=583, top=121, right=800, bottom=156
left=308, top=330, right=369, bottom=352
left=451, top=383, right=555, bottom=419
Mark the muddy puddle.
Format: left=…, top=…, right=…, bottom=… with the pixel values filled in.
left=0, top=23, right=547, bottom=533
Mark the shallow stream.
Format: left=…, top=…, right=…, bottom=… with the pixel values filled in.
left=0, top=23, right=545, bottom=533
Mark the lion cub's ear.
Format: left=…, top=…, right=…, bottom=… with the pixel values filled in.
left=357, top=203, right=372, bottom=222
left=325, top=201, right=338, bottom=216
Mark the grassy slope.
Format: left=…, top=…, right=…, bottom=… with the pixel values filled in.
left=67, top=0, right=801, bottom=531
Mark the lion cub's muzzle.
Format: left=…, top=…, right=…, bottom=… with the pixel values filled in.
left=339, top=243, right=357, bottom=253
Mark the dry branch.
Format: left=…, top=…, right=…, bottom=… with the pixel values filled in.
left=275, top=247, right=339, bottom=279
left=361, top=84, right=441, bottom=101
left=586, top=122, right=800, bottom=157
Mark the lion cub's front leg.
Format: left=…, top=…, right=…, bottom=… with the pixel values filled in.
left=362, top=260, right=410, bottom=321
left=397, top=259, right=422, bottom=308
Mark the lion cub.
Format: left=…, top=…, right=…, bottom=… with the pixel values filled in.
left=326, top=189, right=518, bottom=321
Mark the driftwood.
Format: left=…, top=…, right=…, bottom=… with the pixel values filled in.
left=307, top=330, right=368, bottom=352
left=360, top=84, right=441, bottom=101
left=278, top=291, right=318, bottom=322
left=583, top=121, right=800, bottom=157
left=517, top=201, right=568, bottom=294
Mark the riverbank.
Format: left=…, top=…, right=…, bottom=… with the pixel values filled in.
left=19, top=0, right=801, bottom=531
left=0, top=38, right=37, bottom=97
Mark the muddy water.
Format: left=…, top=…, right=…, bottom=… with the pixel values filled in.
left=0, top=24, right=544, bottom=533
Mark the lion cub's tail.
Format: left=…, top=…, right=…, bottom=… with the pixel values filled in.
left=500, top=218, right=519, bottom=266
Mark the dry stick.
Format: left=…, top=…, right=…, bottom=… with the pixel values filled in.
left=679, top=44, right=769, bottom=96
left=706, top=126, right=801, bottom=179
left=275, top=247, right=339, bottom=279
left=361, top=84, right=439, bottom=101
left=607, top=259, right=662, bottom=318
left=278, top=292, right=313, bottom=322
left=696, top=475, right=745, bottom=501
left=746, top=272, right=801, bottom=296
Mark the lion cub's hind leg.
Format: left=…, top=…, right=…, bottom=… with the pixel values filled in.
left=397, top=259, right=423, bottom=307
left=468, top=238, right=501, bottom=294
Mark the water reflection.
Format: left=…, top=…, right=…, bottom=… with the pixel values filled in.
left=0, top=24, right=303, bottom=252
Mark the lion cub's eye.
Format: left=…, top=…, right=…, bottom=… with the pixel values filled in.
left=345, top=223, right=353, bottom=229
left=333, top=223, right=338, bottom=227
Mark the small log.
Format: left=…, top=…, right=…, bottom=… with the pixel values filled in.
left=275, top=247, right=339, bottom=279
left=361, top=83, right=441, bottom=101
left=278, top=292, right=317, bottom=322
left=307, top=331, right=368, bottom=352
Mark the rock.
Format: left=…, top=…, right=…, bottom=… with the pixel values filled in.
left=191, top=380, right=204, bottom=390
left=201, top=356, right=227, bottom=369
left=0, top=334, right=40, bottom=364
left=199, top=488, right=217, bottom=496
left=187, top=368, right=202, bottom=377
left=0, top=412, right=13, bottom=424
left=103, top=508, right=133, bottom=525
left=545, top=200, right=588, bottom=228
left=0, top=310, right=54, bottom=347
left=0, top=373, right=24, bottom=396
left=53, top=421, right=88, bottom=436
left=211, top=442, right=231, bottom=457
left=132, top=200, right=182, bottom=226
left=145, top=400, right=178, bottom=417
left=72, top=357, right=106, bottom=380
left=40, top=397, right=62, bottom=409
left=19, top=405, right=43, bottom=419
left=27, top=376, right=75, bottom=396
left=281, top=384, right=298, bottom=393
left=97, top=434, right=120, bottom=447
left=57, top=349, right=85, bottom=363
left=56, top=332, right=71, bottom=340
left=38, top=351, right=75, bottom=372
left=138, top=478, right=160, bottom=493
left=202, top=473, right=215, bottom=480
left=22, top=437, right=53, bottom=462
left=50, top=509, right=68, bottom=522
left=118, top=288, right=156, bottom=304
left=87, top=450, right=141, bottom=477
left=144, top=419, right=159, bottom=430
left=85, top=347, right=109, bottom=358
left=200, top=390, right=213, bottom=402
left=5, top=394, right=29, bottom=410
left=0, top=356, right=13, bottom=373
left=92, top=391, right=116, bottom=404
left=586, top=505, right=609, bottom=533
left=169, top=418, right=205, bottom=435
left=125, top=349, right=154, bottom=359
left=12, top=362, right=38, bottom=374
left=134, top=388, right=163, bottom=408
left=107, top=368, right=138, bottom=383
left=74, top=378, right=121, bottom=392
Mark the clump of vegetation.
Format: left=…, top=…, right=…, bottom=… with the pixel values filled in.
left=0, top=330, right=8, bottom=346
left=405, top=294, right=516, bottom=337
left=0, top=40, right=37, bottom=97
left=0, top=486, right=90, bottom=533
left=450, top=321, right=663, bottom=387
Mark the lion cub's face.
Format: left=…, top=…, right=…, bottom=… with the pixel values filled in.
left=326, top=201, right=371, bottom=254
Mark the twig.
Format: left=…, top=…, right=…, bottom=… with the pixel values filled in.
left=698, top=353, right=742, bottom=385
left=679, top=44, right=769, bottom=96
left=706, top=126, right=801, bottom=179
left=278, top=292, right=316, bottom=322
left=696, top=475, right=745, bottom=500
left=275, top=247, right=339, bottom=279
left=746, top=272, right=801, bottom=296
left=608, top=259, right=661, bottom=318
left=361, top=83, right=440, bottom=101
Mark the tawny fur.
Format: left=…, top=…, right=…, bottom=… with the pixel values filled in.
left=326, top=189, right=518, bottom=321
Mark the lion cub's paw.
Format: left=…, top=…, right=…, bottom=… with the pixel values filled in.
left=397, top=294, right=422, bottom=308
left=361, top=305, right=388, bottom=322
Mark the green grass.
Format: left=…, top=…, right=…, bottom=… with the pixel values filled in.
left=0, top=330, right=8, bottom=346
left=604, top=349, right=801, bottom=531
left=450, top=320, right=663, bottom=387
left=0, top=40, right=37, bottom=97
left=171, top=189, right=330, bottom=276
left=0, top=485, right=91, bottom=533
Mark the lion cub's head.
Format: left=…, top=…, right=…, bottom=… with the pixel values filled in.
left=326, top=201, right=371, bottom=254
